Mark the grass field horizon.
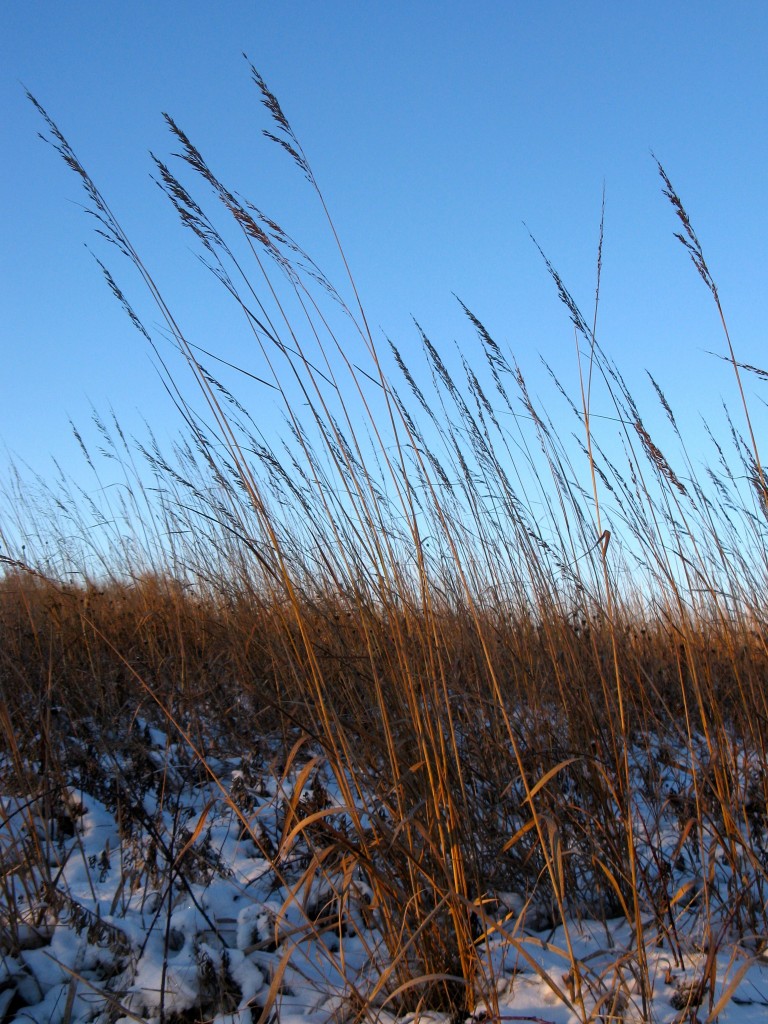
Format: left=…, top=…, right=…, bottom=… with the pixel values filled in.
left=2, top=66, right=768, bottom=1024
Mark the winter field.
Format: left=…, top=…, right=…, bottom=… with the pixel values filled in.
left=2, top=696, right=768, bottom=1024
left=3, top=69, right=768, bottom=1023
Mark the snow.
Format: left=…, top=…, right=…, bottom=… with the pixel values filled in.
left=3, top=717, right=768, bottom=1023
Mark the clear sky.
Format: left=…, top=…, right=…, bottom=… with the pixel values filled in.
left=3, top=3, right=767, bottom=514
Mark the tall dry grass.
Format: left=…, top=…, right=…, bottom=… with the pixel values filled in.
left=2, top=63, right=768, bottom=1022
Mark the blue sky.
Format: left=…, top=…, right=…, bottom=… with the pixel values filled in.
left=3, top=2, right=768, bottom=514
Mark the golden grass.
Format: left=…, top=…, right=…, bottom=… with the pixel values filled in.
left=3, top=65, right=768, bottom=1022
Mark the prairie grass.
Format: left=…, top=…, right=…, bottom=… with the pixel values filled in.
left=2, top=65, right=768, bottom=1022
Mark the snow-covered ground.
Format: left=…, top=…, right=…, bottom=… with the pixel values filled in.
left=2, top=718, right=767, bottom=1023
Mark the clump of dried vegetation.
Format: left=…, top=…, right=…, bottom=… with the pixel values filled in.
left=2, top=63, right=768, bottom=1023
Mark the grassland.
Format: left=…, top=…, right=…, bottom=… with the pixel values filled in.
left=2, top=67, right=768, bottom=1023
